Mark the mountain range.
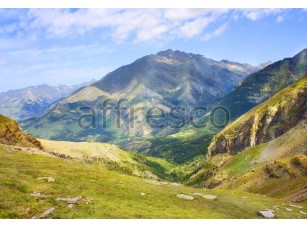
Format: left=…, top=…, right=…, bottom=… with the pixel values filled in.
left=0, top=49, right=306, bottom=218
left=0, top=80, right=96, bottom=121
left=20, top=50, right=268, bottom=143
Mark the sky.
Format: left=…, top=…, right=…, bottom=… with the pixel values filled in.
left=0, top=8, right=307, bottom=92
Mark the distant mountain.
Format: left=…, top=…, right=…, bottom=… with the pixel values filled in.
left=0, top=115, right=41, bottom=148
left=22, top=49, right=258, bottom=142
left=218, top=49, right=307, bottom=120
left=0, top=80, right=96, bottom=121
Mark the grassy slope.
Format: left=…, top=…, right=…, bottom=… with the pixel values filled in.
left=0, top=145, right=306, bottom=219
left=39, top=139, right=179, bottom=181
left=39, top=138, right=209, bottom=183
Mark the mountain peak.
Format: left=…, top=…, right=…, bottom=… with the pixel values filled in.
left=156, top=49, right=196, bottom=60
left=257, top=61, right=273, bottom=70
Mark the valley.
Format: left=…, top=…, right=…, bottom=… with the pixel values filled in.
left=0, top=49, right=306, bottom=219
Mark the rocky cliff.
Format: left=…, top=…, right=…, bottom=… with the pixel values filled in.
left=208, top=75, right=307, bottom=156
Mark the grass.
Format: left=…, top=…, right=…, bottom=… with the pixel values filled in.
left=0, top=145, right=306, bottom=219
left=221, top=144, right=265, bottom=177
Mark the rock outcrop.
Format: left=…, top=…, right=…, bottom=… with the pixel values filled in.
left=208, top=76, right=307, bottom=156
left=0, top=115, right=42, bottom=149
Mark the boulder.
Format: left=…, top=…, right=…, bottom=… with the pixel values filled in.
left=56, top=196, right=82, bottom=204
left=285, top=207, right=293, bottom=212
left=170, top=183, right=182, bottom=187
left=37, top=177, right=56, bottom=183
left=257, top=210, right=275, bottom=219
left=176, top=194, right=194, bottom=200
left=40, top=207, right=55, bottom=218
left=30, top=191, right=46, bottom=198
left=201, top=194, right=217, bottom=200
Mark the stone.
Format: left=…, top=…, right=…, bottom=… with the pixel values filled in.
left=30, top=191, right=46, bottom=198
left=299, top=211, right=306, bottom=215
left=68, top=204, right=74, bottom=208
left=176, top=194, right=194, bottom=200
left=144, top=180, right=168, bottom=186
left=40, top=207, right=55, bottom=218
left=37, top=177, right=56, bottom=183
left=257, top=210, right=275, bottom=219
left=140, top=192, right=146, bottom=196
left=289, top=204, right=303, bottom=209
left=285, top=207, right=293, bottom=212
left=56, top=196, right=82, bottom=204
left=201, top=194, right=217, bottom=200
left=170, top=182, right=182, bottom=187
left=265, top=209, right=274, bottom=213
left=47, top=177, right=55, bottom=182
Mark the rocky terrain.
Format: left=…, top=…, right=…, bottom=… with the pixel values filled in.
left=208, top=75, right=307, bottom=156
left=0, top=115, right=42, bottom=148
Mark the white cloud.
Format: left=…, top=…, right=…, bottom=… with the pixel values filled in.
left=0, top=9, right=288, bottom=44
left=239, top=9, right=283, bottom=21
left=178, top=17, right=214, bottom=38
left=1, top=9, right=230, bottom=43
left=276, top=15, right=284, bottom=23
left=203, top=24, right=228, bottom=41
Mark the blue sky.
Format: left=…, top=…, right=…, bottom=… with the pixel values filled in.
left=0, top=8, right=307, bottom=92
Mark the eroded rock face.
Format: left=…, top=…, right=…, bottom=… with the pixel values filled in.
left=0, top=115, right=42, bottom=149
left=208, top=77, right=307, bottom=156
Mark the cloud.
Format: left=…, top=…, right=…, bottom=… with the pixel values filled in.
left=276, top=15, right=284, bottom=23
left=0, top=9, right=289, bottom=44
left=203, top=23, right=228, bottom=41
left=0, top=9, right=229, bottom=43
left=178, top=16, right=214, bottom=38
left=239, top=9, right=284, bottom=21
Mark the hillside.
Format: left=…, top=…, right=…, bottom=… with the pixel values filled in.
left=208, top=75, right=307, bottom=156
left=189, top=120, right=306, bottom=203
left=189, top=78, right=307, bottom=203
left=218, top=49, right=307, bottom=120
left=0, top=115, right=41, bottom=148
left=0, top=144, right=305, bottom=218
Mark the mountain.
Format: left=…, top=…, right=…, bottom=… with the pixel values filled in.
left=218, top=49, right=307, bottom=120
left=189, top=78, right=307, bottom=202
left=0, top=80, right=96, bottom=121
left=0, top=115, right=41, bottom=148
left=22, top=49, right=258, bottom=143
left=209, top=75, right=307, bottom=155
